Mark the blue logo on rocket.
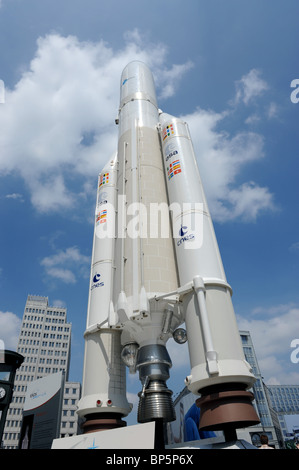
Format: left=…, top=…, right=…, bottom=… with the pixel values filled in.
left=91, top=273, right=104, bottom=290
left=93, top=273, right=101, bottom=283
left=177, top=225, right=195, bottom=246
left=179, top=225, right=188, bottom=237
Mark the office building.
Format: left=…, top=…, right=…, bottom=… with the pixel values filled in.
left=239, top=331, right=283, bottom=448
left=61, top=382, right=82, bottom=438
left=266, top=384, right=299, bottom=441
left=2, top=295, right=81, bottom=448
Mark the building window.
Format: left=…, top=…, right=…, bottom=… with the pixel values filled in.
left=240, top=335, right=248, bottom=344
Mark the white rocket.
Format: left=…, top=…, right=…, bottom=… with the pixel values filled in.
left=77, top=61, right=259, bottom=434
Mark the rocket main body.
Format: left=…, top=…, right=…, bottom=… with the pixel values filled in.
left=77, top=62, right=259, bottom=433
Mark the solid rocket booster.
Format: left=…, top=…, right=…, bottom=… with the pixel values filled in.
left=77, top=156, right=132, bottom=432
left=158, top=111, right=259, bottom=430
left=77, top=61, right=259, bottom=433
left=159, top=111, right=252, bottom=390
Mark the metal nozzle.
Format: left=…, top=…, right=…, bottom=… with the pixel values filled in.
left=136, top=344, right=175, bottom=423
left=138, top=379, right=175, bottom=423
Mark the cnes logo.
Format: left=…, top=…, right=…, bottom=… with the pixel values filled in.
left=177, top=225, right=195, bottom=246
left=91, top=273, right=104, bottom=290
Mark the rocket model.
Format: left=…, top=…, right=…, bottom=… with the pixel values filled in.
left=77, top=61, right=260, bottom=436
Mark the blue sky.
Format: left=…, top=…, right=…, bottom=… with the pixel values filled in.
left=0, top=0, right=299, bottom=425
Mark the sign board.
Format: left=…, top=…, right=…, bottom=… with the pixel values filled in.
left=19, top=371, right=65, bottom=449
left=52, top=421, right=156, bottom=449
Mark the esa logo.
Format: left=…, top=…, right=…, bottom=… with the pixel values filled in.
left=98, top=191, right=108, bottom=206
left=177, top=225, right=195, bottom=246
left=164, top=142, right=178, bottom=161
left=165, top=149, right=178, bottom=161
left=91, top=273, right=104, bottom=290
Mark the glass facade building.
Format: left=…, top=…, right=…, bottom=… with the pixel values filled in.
left=240, top=331, right=273, bottom=427
left=240, top=330, right=283, bottom=447
left=266, top=384, right=299, bottom=440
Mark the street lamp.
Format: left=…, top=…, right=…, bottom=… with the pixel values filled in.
left=0, top=350, right=24, bottom=446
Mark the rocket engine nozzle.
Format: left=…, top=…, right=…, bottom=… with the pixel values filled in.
left=136, top=344, right=176, bottom=423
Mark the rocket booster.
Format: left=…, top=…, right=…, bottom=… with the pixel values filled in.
left=159, top=111, right=251, bottom=389
left=77, top=61, right=259, bottom=433
left=77, top=156, right=132, bottom=432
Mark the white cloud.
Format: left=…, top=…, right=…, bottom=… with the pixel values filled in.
left=245, top=114, right=260, bottom=125
left=234, top=69, right=269, bottom=105
left=267, top=102, right=279, bottom=119
left=5, top=193, right=24, bottom=203
left=0, top=311, right=22, bottom=350
left=225, top=182, right=275, bottom=221
left=126, top=390, right=139, bottom=409
left=237, top=304, right=299, bottom=385
left=52, top=299, right=67, bottom=308
left=238, top=306, right=299, bottom=358
left=234, top=72, right=278, bottom=126
left=0, top=31, right=192, bottom=214
left=156, top=61, right=194, bottom=100
left=268, top=371, right=299, bottom=386
left=251, top=302, right=296, bottom=316
left=289, top=242, right=299, bottom=253
left=43, top=267, right=76, bottom=284
left=182, top=108, right=275, bottom=222
left=0, top=32, right=275, bottom=223
left=41, top=246, right=90, bottom=283
left=167, top=337, right=189, bottom=369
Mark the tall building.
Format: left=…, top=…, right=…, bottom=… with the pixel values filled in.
left=266, top=384, right=299, bottom=441
left=240, top=330, right=283, bottom=448
left=2, top=295, right=80, bottom=449
left=61, top=382, right=82, bottom=438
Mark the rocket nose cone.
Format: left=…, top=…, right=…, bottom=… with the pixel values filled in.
left=120, top=61, right=157, bottom=107
left=121, top=60, right=151, bottom=85
left=121, top=60, right=148, bottom=76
